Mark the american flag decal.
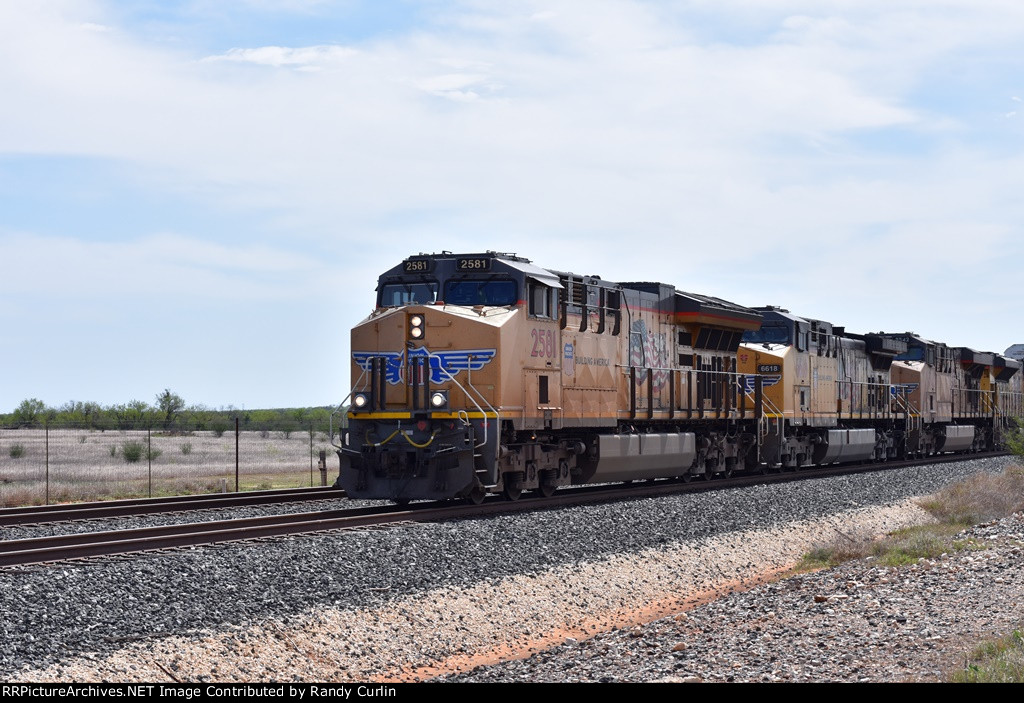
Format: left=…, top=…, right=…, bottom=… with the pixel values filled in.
left=629, top=319, right=669, bottom=389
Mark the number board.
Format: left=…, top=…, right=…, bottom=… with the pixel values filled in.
left=757, top=364, right=782, bottom=374
left=456, top=257, right=491, bottom=271
left=403, top=258, right=434, bottom=273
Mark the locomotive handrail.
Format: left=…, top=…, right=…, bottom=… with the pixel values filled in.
left=757, top=393, right=785, bottom=451
left=621, top=365, right=761, bottom=420
left=844, top=379, right=897, bottom=420
left=953, top=386, right=993, bottom=419
left=420, top=349, right=500, bottom=455
left=330, top=366, right=370, bottom=452
left=758, top=393, right=784, bottom=419
left=892, top=389, right=920, bottom=435
left=737, top=375, right=783, bottom=416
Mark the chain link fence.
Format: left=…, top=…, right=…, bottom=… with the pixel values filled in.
left=0, top=420, right=340, bottom=507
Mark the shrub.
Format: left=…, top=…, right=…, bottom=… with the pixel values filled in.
left=9, top=444, right=25, bottom=459
left=122, top=441, right=144, bottom=463
left=146, top=447, right=162, bottom=462
left=951, top=630, right=1024, bottom=683
left=109, top=445, right=118, bottom=458
left=801, top=467, right=1024, bottom=571
left=918, top=467, right=1024, bottom=526
left=210, top=418, right=230, bottom=438
left=1006, top=418, right=1024, bottom=457
left=181, top=442, right=192, bottom=455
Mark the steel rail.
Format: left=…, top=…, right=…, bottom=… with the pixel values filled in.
left=0, top=486, right=344, bottom=527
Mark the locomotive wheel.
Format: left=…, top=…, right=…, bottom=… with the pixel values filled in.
left=503, top=472, right=524, bottom=501
left=466, top=487, right=487, bottom=505
left=536, top=470, right=558, bottom=497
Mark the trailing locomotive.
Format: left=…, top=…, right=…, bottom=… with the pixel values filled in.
left=332, top=251, right=1022, bottom=503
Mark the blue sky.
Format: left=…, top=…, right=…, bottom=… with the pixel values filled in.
left=2, top=0, right=1022, bottom=411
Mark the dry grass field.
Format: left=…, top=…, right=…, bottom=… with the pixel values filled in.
left=0, top=428, right=336, bottom=506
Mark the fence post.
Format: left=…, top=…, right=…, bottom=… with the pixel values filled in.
left=235, top=417, right=240, bottom=492
left=147, top=427, right=152, bottom=498
left=309, top=422, right=314, bottom=487
left=45, top=422, right=50, bottom=505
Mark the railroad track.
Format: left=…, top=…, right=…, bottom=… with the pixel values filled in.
left=0, top=481, right=729, bottom=567
left=0, top=451, right=1008, bottom=568
left=0, top=486, right=345, bottom=526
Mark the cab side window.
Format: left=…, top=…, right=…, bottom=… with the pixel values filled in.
left=529, top=283, right=556, bottom=319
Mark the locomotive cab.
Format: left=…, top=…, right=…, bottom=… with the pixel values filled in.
left=336, top=252, right=567, bottom=502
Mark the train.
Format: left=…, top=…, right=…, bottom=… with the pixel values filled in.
left=331, top=251, right=1023, bottom=503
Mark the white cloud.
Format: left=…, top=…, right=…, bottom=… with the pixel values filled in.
left=0, top=231, right=330, bottom=303
left=1, top=0, right=1023, bottom=405
left=203, top=45, right=358, bottom=68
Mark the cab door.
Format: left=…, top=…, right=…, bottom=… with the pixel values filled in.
left=523, top=369, right=562, bottom=429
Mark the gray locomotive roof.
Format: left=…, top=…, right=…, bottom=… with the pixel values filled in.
left=958, top=347, right=996, bottom=366
left=620, top=282, right=761, bottom=325
left=994, top=354, right=1022, bottom=370
left=497, top=256, right=563, bottom=288
left=673, top=290, right=762, bottom=325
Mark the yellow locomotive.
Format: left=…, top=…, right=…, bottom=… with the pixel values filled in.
left=333, top=252, right=1022, bottom=502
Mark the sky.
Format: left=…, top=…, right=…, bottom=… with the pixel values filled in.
left=1, top=0, right=1023, bottom=412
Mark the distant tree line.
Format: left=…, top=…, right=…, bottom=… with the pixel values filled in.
left=1, top=390, right=339, bottom=436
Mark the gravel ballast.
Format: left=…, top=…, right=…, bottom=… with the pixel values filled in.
left=1, top=456, right=1020, bottom=683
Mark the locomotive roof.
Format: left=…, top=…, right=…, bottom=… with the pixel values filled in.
left=958, top=348, right=996, bottom=366
left=383, top=251, right=562, bottom=288
left=618, top=281, right=761, bottom=328
left=994, top=354, right=1022, bottom=370
left=672, top=290, right=762, bottom=327
left=875, top=332, right=948, bottom=350
left=497, top=257, right=563, bottom=288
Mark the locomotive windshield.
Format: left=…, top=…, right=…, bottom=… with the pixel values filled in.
left=378, top=281, right=439, bottom=307
left=742, top=322, right=791, bottom=345
left=443, top=278, right=517, bottom=306
left=896, top=346, right=925, bottom=362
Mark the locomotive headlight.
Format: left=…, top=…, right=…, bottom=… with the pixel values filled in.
left=409, top=314, right=425, bottom=339
left=429, top=390, right=448, bottom=409
left=352, top=392, right=371, bottom=410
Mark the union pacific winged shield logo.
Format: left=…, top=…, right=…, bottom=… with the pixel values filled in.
left=739, top=375, right=782, bottom=393
left=889, top=383, right=919, bottom=396
left=353, top=347, right=497, bottom=385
